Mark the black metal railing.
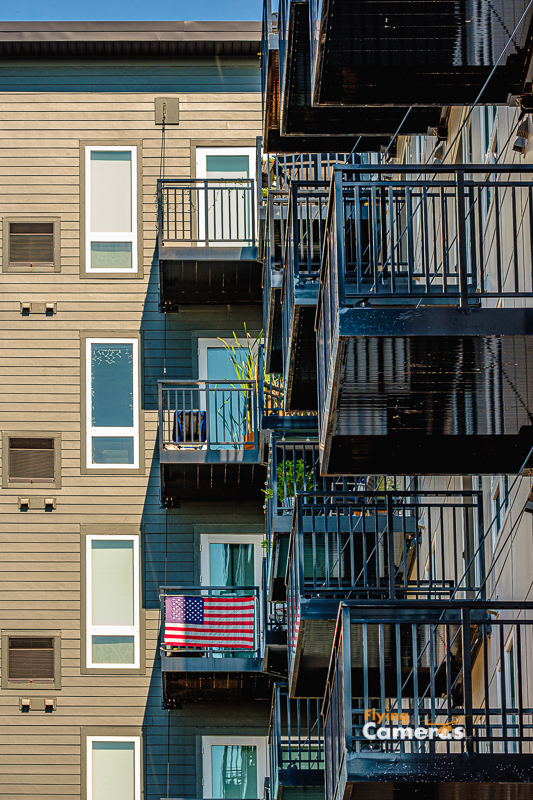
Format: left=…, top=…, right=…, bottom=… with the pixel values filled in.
left=321, top=164, right=533, bottom=307
left=323, top=602, right=533, bottom=800
left=286, top=489, right=484, bottom=681
left=158, top=178, right=256, bottom=246
left=258, top=345, right=318, bottom=422
left=159, top=585, right=261, bottom=658
left=316, top=163, right=533, bottom=447
left=288, top=490, right=485, bottom=600
left=158, top=380, right=259, bottom=453
left=282, top=182, right=329, bottom=368
left=265, top=437, right=413, bottom=537
left=270, top=683, right=324, bottom=800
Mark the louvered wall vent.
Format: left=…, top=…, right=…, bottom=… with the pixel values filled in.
left=8, top=438, right=55, bottom=482
left=8, top=638, right=55, bottom=683
left=9, top=222, right=54, bottom=267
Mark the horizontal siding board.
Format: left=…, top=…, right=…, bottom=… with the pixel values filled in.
left=0, top=74, right=264, bottom=800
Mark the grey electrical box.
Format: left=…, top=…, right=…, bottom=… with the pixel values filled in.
left=155, top=97, right=180, bottom=125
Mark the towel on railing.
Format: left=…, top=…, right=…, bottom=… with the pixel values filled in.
left=164, top=595, right=255, bottom=649
left=172, top=410, right=207, bottom=444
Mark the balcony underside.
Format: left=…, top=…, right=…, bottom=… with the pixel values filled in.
left=322, top=308, right=533, bottom=475
left=265, top=282, right=283, bottom=373
left=161, top=463, right=267, bottom=506
left=341, top=754, right=533, bottom=800
left=264, top=637, right=288, bottom=679
left=263, top=48, right=390, bottom=154
left=161, top=656, right=271, bottom=706
left=291, top=607, right=462, bottom=698
left=277, top=773, right=324, bottom=799
left=313, top=0, right=533, bottom=106
left=286, top=305, right=318, bottom=412
left=283, top=2, right=443, bottom=137
left=159, top=248, right=261, bottom=309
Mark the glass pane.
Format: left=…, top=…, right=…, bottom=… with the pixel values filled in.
left=91, top=343, right=134, bottom=428
left=206, top=155, right=249, bottom=179
left=211, top=744, right=257, bottom=799
left=92, top=636, right=135, bottom=665
left=209, top=543, right=254, bottom=587
left=90, top=150, right=132, bottom=233
left=206, top=347, right=250, bottom=449
left=91, top=540, right=134, bottom=626
left=92, top=740, right=135, bottom=800
left=91, top=242, right=132, bottom=270
left=92, top=436, right=134, bottom=465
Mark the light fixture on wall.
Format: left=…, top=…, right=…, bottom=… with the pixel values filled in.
left=523, top=486, right=533, bottom=515
left=513, top=120, right=530, bottom=155
left=433, top=142, right=446, bottom=163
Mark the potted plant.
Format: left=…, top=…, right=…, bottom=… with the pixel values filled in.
left=217, top=325, right=265, bottom=449
left=276, top=458, right=314, bottom=508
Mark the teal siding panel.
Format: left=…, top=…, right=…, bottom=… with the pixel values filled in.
left=0, top=60, right=260, bottom=92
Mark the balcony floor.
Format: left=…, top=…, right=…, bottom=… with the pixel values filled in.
left=159, top=247, right=261, bottom=309
left=162, top=656, right=271, bottom=706
left=313, top=0, right=533, bottom=106
left=161, top=463, right=267, bottom=505
left=286, top=305, right=318, bottom=411
left=342, top=753, right=533, bottom=799
left=322, top=307, right=533, bottom=475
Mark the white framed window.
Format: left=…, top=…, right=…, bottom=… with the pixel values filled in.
left=85, top=145, right=138, bottom=273
left=87, top=736, right=141, bottom=800
left=490, top=476, right=510, bottom=552
left=86, top=338, right=139, bottom=469
left=198, top=337, right=253, bottom=381
left=86, top=534, right=140, bottom=669
left=200, top=533, right=264, bottom=589
left=202, top=736, right=268, bottom=799
left=196, top=147, right=257, bottom=246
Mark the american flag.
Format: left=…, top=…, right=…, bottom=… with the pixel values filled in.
left=164, top=595, right=256, bottom=650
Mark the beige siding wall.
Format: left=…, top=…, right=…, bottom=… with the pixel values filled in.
left=0, top=70, right=266, bottom=800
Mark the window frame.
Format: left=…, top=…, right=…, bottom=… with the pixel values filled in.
left=2, top=216, right=61, bottom=274
left=85, top=337, right=140, bottom=470
left=200, top=533, right=264, bottom=590
left=1, top=431, right=61, bottom=489
left=86, top=734, right=142, bottom=800
left=85, top=533, right=141, bottom=670
left=202, top=735, right=268, bottom=800
left=85, top=144, right=137, bottom=275
left=80, top=140, right=142, bottom=279
left=1, top=630, right=61, bottom=690
left=195, top=147, right=258, bottom=245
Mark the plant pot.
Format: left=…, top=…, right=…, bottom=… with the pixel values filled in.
left=243, top=428, right=255, bottom=450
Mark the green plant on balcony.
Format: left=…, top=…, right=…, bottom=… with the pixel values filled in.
left=263, top=458, right=314, bottom=504
left=217, top=325, right=266, bottom=448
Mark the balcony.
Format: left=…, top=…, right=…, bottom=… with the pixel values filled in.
left=158, top=380, right=266, bottom=506
left=259, top=347, right=319, bottom=441
left=160, top=585, right=271, bottom=706
left=282, top=182, right=329, bottom=410
left=158, top=178, right=261, bottom=309
left=286, top=489, right=484, bottom=696
left=261, top=0, right=387, bottom=153
left=265, top=438, right=362, bottom=600
left=263, top=191, right=288, bottom=373
left=269, top=683, right=324, bottom=800
left=309, top=0, right=533, bottom=108
left=317, top=164, right=533, bottom=475
left=262, top=0, right=443, bottom=153
left=264, top=595, right=288, bottom=679
left=323, top=601, right=533, bottom=800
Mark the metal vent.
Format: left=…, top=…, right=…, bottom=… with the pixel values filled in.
left=8, top=637, right=55, bottom=682
left=9, top=222, right=54, bottom=266
left=9, top=438, right=55, bottom=482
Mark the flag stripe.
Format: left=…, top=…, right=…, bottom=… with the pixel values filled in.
left=164, top=595, right=256, bottom=650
